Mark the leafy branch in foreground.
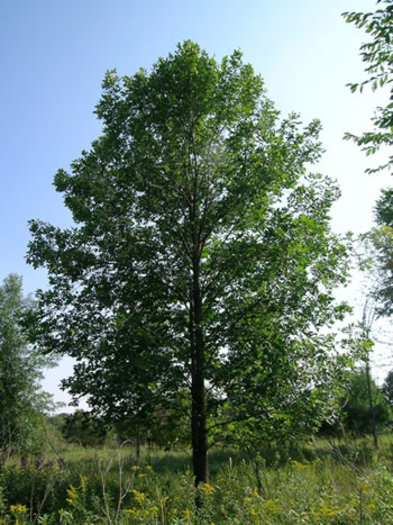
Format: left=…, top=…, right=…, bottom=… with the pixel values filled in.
left=343, top=0, right=393, bottom=172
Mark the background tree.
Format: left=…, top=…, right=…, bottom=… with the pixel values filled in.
left=361, top=224, right=393, bottom=316
left=60, top=410, right=108, bottom=447
left=0, top=274, right=53, bottom=460
left=368, top=191, right=393, bottom=317
left=319, top=367, right=391, bottom=437
left=383, top=369, right=393, bottom=405
left=28, top=42, right=352, bottom=485
left=359, top=299, right=379, bottom=448
left=342, top=368, right=391, bottom=436
left=343, top=0, right=393, bottom=173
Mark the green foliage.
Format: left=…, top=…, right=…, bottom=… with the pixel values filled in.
left=363, top=189, right=393, bottom=316
left=375, top=187, right=393, bottom=226
left=361, top=225, right=393, bottom=316
left=1, top=441, right=393, bottom=523
left=343, top=368, right=391, bottom=435
left=60, top=411, right=108, bottom=447
left=343, top=0, right=393, bottom=173
left=27, top=41, right=352, bottom=481
left=0, top=274, right=53, bottom=458
left=383, top=369, right=393, bottom=405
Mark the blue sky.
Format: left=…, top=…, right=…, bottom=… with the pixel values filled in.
left=1, top=0, right=391, bottom=408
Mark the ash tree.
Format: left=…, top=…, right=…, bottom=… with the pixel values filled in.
left=28, top=41, right=351, bottom=484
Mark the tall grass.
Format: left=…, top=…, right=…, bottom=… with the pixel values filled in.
left=1, top=435, right=393, bottom=523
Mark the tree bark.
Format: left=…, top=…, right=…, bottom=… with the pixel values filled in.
left=365, top=361, right=378, bottom=450
left=190, top=231, right=208, bottom=486
left=136, top=430, right=141, bottom=460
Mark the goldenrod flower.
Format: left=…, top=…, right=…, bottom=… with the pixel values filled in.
left=291, top=460, right=307, bottom=470
left=359, top=481, right=370, bottom=491
left=10, top=504, right=28, bottom=517
left=79, top=475, right=87, bottom=493
left=200, top=482, right=214, bottom=495
left=319, top=503, right=338, bottom=518
left=149, top=506, right=159, bottom=516
left=262, top=499, right=281, bottom=514
left=66, top=484, right=79, bottom=506
left=130, top=489, right=145, bottom=505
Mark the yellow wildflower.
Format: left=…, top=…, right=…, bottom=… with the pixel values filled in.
left=359, top=481, right=370, bottom=491
left=200, top=482, right=214, bottom=495
left=137, top=472, right=145, bottom=478
left=125, top=508, right=140, bottom=516
left=66, top=484, right=79, bottom=506
left=319, top=503, right=338, bottom=518
left=145, top=465, right=153, bottom=471
left=291, top=460, right=307, bottom=470
left=149, top=506, right=159, bottom=516
left=183, top=508, right=192, bottom=519
left=262, top=499, right=281, bottom=515
left=79, top=475, right=87, bottom=493
left=130, top=465, right=139, bottom=471
left=130, top=489, right=145, bottom=505
left=244, top=497, right=252, bottom=505
left=250, top=506, right=257, bottom=516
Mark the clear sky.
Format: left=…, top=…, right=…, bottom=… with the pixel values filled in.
left=1, top=0, right=392, bottom=409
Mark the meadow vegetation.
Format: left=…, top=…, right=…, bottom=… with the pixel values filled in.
left=2, top=432, right=393, bottom=524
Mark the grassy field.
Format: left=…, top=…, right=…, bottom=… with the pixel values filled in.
left=1, top=435, right=393, bottom=524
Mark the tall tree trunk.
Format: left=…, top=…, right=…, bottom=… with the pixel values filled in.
left=136, top=430, right=141, bottom=460
left=191, top=353, right=208, bottom=486
left=365, top=360, right=378, bottom=450
left=190, top=236, right=208, bottom=486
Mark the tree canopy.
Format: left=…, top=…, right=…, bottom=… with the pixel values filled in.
left=28, top=41, right=352, bottom=484
left=359, top=218, right=393, bottom=317
left=0, top=274, right=53, bottom=458
left=343, top=0, right=393, bottom=173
